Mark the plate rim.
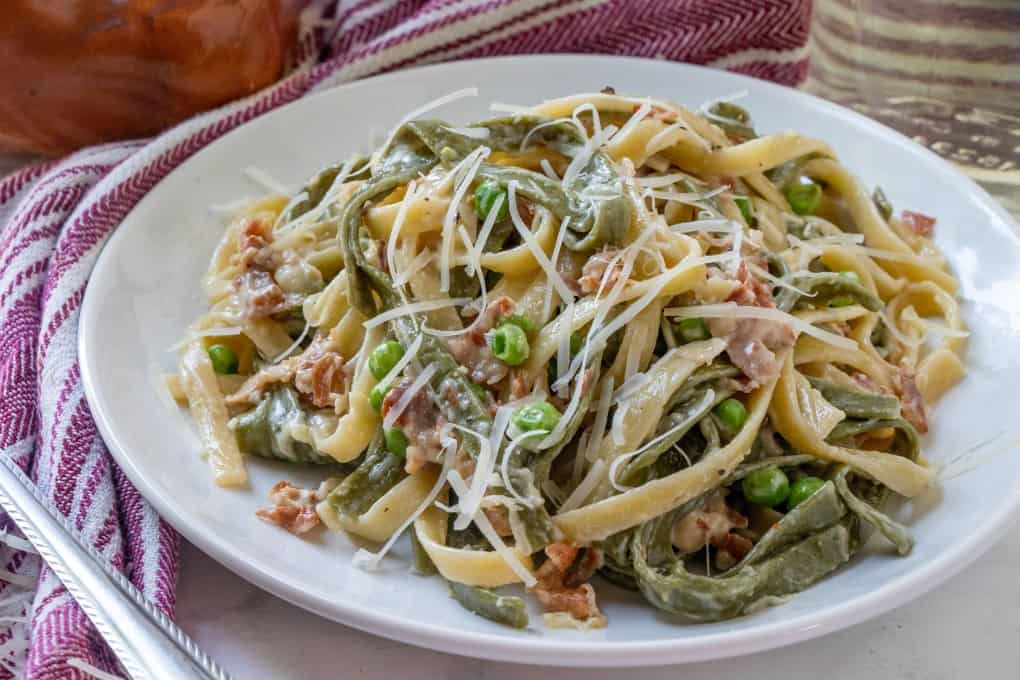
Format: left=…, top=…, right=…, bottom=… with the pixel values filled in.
left=79, top=53, right=1020, bottom=667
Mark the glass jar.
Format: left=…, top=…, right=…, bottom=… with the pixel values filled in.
left=805, top=0, right=1020, bottom=217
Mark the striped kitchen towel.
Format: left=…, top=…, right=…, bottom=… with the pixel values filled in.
left=0, top=1, right=811, bottom=676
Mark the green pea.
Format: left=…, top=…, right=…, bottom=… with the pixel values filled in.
left=489, top=323, right=530, bottom=366
left=714, top=398, right=748, bottom=435
left=475, top=181, right=509, bottom=222
left=742, top=466, right=790, bottom=507
left=734, top=196, right=756, bottom=226
left=207, top=344, right=238, bottom=375
left=369, top=340, right=404, bottom=380
left=384, top=428, right=409, bottom=458
left=369, top=382, right=388, bottom=413
left=785, top=182, right=822, bottom=215
left=788, top=477, right=826, bottom=510
left=501, top=314, right=536, bottom=335
left=512, top=401, right=561, bottom=433
left=676, top=317, right=711, bottom=343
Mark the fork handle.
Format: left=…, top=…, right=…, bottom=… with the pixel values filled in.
left=0, top=455, right=230, bottom=680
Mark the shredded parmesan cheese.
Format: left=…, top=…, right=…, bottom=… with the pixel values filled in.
left=585, top=377, right=615, bottom=463
left=450, top=424, right=495, bottom=530
left=697, top=90, right=749, bottom=114
left=440, top=147, right=490, bottom=292
left=382, top=362, right=438, bottom=431
left=471, top=192, right=504, bottom=270
left=392, top=247, right=433, bottom=287
left=669, top=218, right=740, bottom=234
left=611, top=402, right=628, bottom=447
left=644, top=121, right=690, bottom=155
left=635, top=172, right=706, bottom=189
left=538, top=366, right=585, bottom=449
left=272, top=320, right=311, bottom=364
left=445, top=126, right=490, bottom=139
left=613, top=100, right=652, bottom=146
left=555, top=302, right=574, bottom=392
left=558, top=460, right=606, bottom=513
left=612, top=372, right=650, bottom=404
left=650, top=186, right=727, bottom=206
left=489, top=101, right=532, bottom=115
left=544, top=216, right=571, bottom=323
left=623, top=324, right=645, bottom=384
left=507, top=182, right=575, bottom=302
left=386, top=179, right=419, bottom=284
left=664, top=302, right=859, bottom=350
left=377, top=333, right=423, bottom=392
left=540, top=159, right=559, bottom=180
left=364, top=298, right=471, bottom=329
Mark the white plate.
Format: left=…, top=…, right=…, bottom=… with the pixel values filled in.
left=80, top=55, right=1020, bottom=667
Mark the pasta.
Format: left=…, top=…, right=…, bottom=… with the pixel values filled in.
left=172, top=90, right=967, bottom=629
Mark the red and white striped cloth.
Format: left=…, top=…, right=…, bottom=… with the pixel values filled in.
left=0, top=1, right=811, bottom=676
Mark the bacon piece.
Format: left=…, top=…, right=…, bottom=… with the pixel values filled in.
left=713, top=317, right=794, bottom=387
left=464, top=296, right=514, bottom=345
left=226, top=332, right=346, bottom=409
left=531, top=543, right=606, bottom=624
left=224, top=360, right=296, bottom=408
left=892, top=363, right=929, bottom=433
left=714, top=532, right=754, bottom=571
left=447, top=343, right=508, bottom=387
left=447, top=297, right=515, bottom=386
left=516, top=196, right=535, bottom=226
left=256, top=481, right=320, bottom=535
left=578, top=248, right=622, bottom=295
left=382, top=377, right=444, bottom=474
left=454, top=448, right=476, bottom=482
left=671, top=492, right=743, bottom=553
left=234, top=269, right=288, bottom=318
left=671, top=490, right=751, bottom=568
left=293, top=335, right=346, bottom=409
left=482, top=506, right=513, bottom=537
left=708, top=261, right=795, bottom=388
left=509, top=371, right=531, bottom=400
left=237, top=215, right=279, bottom=271
left=725, top=260, right=773, bottom=307
left=901, top=210, right=935, bottom=238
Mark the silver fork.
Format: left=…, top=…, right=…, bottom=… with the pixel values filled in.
left=0, top=454, right=231, bottom=680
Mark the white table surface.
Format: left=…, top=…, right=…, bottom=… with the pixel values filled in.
left=176, top=519, right=1020, bottom=679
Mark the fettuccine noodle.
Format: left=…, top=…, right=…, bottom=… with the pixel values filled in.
left=172, top=90, right=966, bottom=629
